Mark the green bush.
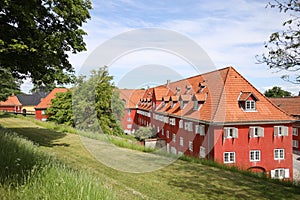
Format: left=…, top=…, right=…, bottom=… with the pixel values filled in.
left=134, top=126, right=156, bottom=141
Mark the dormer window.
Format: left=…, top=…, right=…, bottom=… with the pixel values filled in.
left=179, top=95, right=191, bottom=110
left=238, top=92, right=258, bottom=112
left=170, top=96, right=178, bottom=108
left=246, top=100, right=256, bottom=110
left=192, top=93, right=207, bottom=111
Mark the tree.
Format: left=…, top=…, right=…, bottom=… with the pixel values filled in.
left=134, top=127, right=156, bottom=141
left=0, top=0, right=92, bottom=98
left=47, top=90, right=74, bottom=126
left=257, top=0, right=300, bottom=83
left=264, top=86, right=292, bottom=97
left=73, top=66, right=124, bottom=135
left=0, top=68, right=22, bottom=101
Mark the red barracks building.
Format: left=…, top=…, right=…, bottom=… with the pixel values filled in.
left=270, top=97, right=300, bottom=152
left=35, top=88, right=68, bottom=121
left=120, top=67, right=295, bottom=180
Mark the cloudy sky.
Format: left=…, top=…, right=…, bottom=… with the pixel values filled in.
left=21, top=0, right=300, bottom=94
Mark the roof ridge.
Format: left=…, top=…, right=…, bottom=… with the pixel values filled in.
left=210, top=67, right=231, bottom=122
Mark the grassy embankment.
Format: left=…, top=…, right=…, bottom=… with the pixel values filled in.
left=1, top=113, right=300, bottom=199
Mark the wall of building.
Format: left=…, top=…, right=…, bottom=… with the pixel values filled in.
left=35, top=109, right=48, bottom=121
left=0, top=105, right=22, bottom=113
left=213, top=124, right=293, bottom=180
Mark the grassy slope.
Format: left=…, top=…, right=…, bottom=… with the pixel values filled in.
left=1, top=115, right=300, bottom=200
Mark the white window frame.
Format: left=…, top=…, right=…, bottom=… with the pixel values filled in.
left=179, top=137, right=184, bottom=146
left=274, top=149, right=285, bottom=160
left=41, top=110, right=46, bottom=115
left=224, top=127, right=238, bottom=139
left=249, top=126, right=264, bottom=138
left=274, top=126, right=288, bottom=136
left=293, top=140, right=299, bottom=148
left=169, top=118, right=176, bottom=126
left=199, top=146, right=206, bottom=158
left=293, top=128, right=298, bottom=136
left=172, top=133, right=176, bottom=143
left=179, top=120, right=183, bottom=128
left=161, top=128, right=164, bottom=136
left=271, top=168, right=289, bottom=179
left=250, top=150, right=261, bottom=162
left=188, top=141, right=193, bottom=152
left=127, top=109, right=131, bottom=115
left=245, top=100, right=256, bottom=111
left=195, top=125, right=205, bottom=136
left=127, top=117, right=132, bottom=122
left=166, top=131, right=170, bottom=139
left=224, top=152, right=235, bottom=164
left=127, top=124, right=132, bottom=129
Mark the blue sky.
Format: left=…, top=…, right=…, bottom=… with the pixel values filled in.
left=21, top=0, right=300, bottom=94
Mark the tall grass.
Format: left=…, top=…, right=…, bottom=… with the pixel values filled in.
left=0, top=126, right=115, bottom=199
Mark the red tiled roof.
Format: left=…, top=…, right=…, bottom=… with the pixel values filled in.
left=35, top=88, right=68, bottom=109
left=119, top=89, right=145, bottom=109
left=151, top=67, right=295, bottom=124
left=0, top=94, right=22, bottom=106
left=269, top=97, right=300, bottom=117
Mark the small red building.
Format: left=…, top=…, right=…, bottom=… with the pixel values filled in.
left=119, top=89, right=145, bottom=134
left=35, top=88, right=68, bottom=121
left=270, top=97, right=300, bottom=151
left=0, top=94, right=22, bottom=113
left=122, top=67, right=295, bottom=180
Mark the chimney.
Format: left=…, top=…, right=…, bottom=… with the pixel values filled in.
left=166, top=80, right=171, bottom=86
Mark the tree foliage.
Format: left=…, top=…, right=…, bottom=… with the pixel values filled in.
left=47, top=90, right=74, bottom=126
left=264, top=86, right=292, bottom=97
left=258, top=0, right=300, bottom=83
left=0, top=0, right=92, bottom=94
left=0, top=68, right=22, bottom=101
left=134, top=127, right=156, bottom=141
left=73, top=66, right=124, bottom=135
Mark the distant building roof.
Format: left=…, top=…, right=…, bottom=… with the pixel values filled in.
left=119, top=89, right=145, bottom=109
left=0, top=94, right=22, bottom=106
left=35, top=88, right=68, bottom=109
left=16, top=92, right=48, bottom=106
left=269, top=97, right=300, bottom=118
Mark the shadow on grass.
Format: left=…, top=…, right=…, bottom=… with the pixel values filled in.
left=6, top=127, right=68, bottom=147
left=167, top=162, right=300, bottom=200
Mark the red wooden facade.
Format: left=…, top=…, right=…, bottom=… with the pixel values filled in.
left=121, top=67, right=295, bottom=180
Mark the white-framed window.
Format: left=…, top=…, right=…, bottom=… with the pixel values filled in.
left=166, top=131, right=170, bottom=138
left=179, top=120, right=183, bottom=128
left=195, top=125, right=205, bottom=135
left=188, top=141, right=193, bottom=152
left=161, top=128, right=164, bottom=136
left=249, top=127, right=264, bottom=138
left=179, top=137, right=184, bottom=146
left=293, top=128, right=298, bottom=136
left=224, top=127, right=238, bottom=139
left=170, top=102, right=176, bottom=108
left=127, top=124, right=132, bottom=129
left=199, top=146, right=206, bottom=158
left=293, top=140, right=299, bottom=148
left=250, top=150, right=261, bottom=162
left=274, top=149, right=285, bottom=160
left=184, top=122, right=193, bottom=132
left=41, top=110, right=46, bottom=115
left=172, top=133, right=176, bottom=142
left=271, top=168, right=290, bottom=179
left=170, top=118, right=176, bottom=126
left=274, top=126, right=288, bottom=136
left=224, top=152, right=235, bottom=163
left=127, top=117, right=132, bottom=122
left=127, top=109, right=131, bottom=115
left=157, top=126, right=160, bottom=133
left=245, top=100, right=256, bottom=111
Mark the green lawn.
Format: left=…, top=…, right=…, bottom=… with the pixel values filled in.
left=0, top=113, right=300, bottom=199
